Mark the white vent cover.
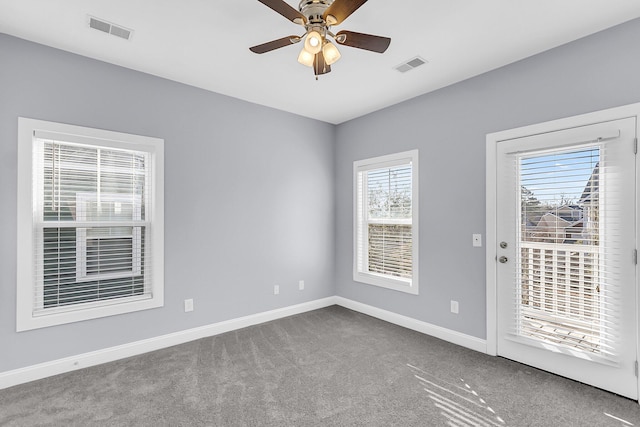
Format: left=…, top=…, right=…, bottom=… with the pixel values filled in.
left=395, top=56, right=427, bottom=73
left=88, top=16, right=133, bottom=41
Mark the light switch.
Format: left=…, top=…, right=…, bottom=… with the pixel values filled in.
left=472, top=234, right=482, bottom=247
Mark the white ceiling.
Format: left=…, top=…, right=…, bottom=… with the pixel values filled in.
left=1, top=0, right=640, bottom=124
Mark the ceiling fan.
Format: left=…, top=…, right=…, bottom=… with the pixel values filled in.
left=250, top=0, right=391, bottom=79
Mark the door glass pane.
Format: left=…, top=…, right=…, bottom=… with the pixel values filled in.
left=518, top=147, right=602, bottom=353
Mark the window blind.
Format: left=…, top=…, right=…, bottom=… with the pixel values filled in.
left=33, top=138, right=152, bottom=313
left=365, top=165, right=413, bottom=279
left=514, top=144, right=621, bottom=359
left=356, top=161, right=413, bottom=281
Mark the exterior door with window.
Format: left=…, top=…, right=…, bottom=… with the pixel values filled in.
left=495, top=118, right=637, bottom=399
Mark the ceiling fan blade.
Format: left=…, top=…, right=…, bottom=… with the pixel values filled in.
left=314, top=52, right=331, bottom=77
left=334, top=30, right=391, bottom=53
left=322, top=0, right=367, bottom=26
left=257, top=0, right=306, bottom=25
left=249, top=35, right=301, bottom=54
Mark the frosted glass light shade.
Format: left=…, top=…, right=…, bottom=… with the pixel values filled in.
left=304, top=31, right=322, bottom=54
left=322, top=41, right=341, bottom=65
left=297, top=48, right=315, bottom=67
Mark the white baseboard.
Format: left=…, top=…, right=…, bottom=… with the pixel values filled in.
left=1, top=295, right=487, bottom=390
left=0, top=297, right=337, bottom=390
left=335, top=297, right=487, bottom=353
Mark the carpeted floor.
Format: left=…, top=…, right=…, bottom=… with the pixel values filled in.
left=1, top=305, right=639, bottom=426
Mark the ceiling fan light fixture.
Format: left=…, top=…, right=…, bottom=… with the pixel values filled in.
left=250, top=0, right=392, bottom=78
left=322, top=40, right=341, bottom=65
left=304, top=30, right=323, bottom=54
left=297, top=48, right=315, bottom=67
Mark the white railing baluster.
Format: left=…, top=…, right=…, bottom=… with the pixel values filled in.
left=540, top=249, right=546, bottom=311
left=552, top=248, right=558, bottom=314
left=578, top=251, right=585, bottom=319
left=527, top=246, right=534, bottom=308
left=563, top=249, right=570, bottom=316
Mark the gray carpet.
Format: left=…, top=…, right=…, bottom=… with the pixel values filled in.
left=1, top=305, right=639, bottom=426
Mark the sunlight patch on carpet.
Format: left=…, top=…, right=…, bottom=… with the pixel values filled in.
left=604, top=412, right=634, bottom=426
left=407, top=363, right=506, bottom=427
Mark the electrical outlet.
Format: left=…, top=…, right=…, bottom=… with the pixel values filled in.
left=274, top=285, right=280, bottom=295
left=184, top=299, right=194, bottom=312
left=299, top=280, right=304, bottom=290
left=451, top=300, right=459, bottom=314
left=472, top=234, right=482, bottom=247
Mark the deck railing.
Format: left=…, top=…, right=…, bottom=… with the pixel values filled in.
left=519, top=241, right=600, bottom=327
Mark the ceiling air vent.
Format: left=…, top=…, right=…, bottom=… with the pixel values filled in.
left=395, top=56, right=427, bottom=73
left=88, top=16, right=133, bottom=41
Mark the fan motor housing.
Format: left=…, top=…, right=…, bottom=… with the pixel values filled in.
left=299, top=0, right=334, bottom=24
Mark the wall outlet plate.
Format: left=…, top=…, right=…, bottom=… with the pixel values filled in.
left=184, top=299, right=194, bottom=312
left=274, top=285, right=280, bottom=295
left=299, top=280, right=304, bottom=290
left=451, top=300, right=459, bottom=314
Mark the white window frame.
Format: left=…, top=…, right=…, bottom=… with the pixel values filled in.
left=17, top=117, right=165, bottom=331
left=353, top=150, right=419, bottom=294
left=75, top=192, right=143, bottom=282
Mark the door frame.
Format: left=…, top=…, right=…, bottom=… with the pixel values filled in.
left=486, top=102, right=640, bottom=402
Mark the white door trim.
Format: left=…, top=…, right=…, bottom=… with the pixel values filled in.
left=486, top=102, right=640, bottom=401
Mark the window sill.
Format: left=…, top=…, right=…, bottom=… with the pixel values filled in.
left=353, top=271, right=418, bottom=295
left=18, top=294, right=163, bottom=332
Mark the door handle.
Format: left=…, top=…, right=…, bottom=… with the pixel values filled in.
left=499, top=256, right=508, bottom=263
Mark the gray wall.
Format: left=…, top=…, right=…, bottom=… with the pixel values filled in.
left=0, top=34, right=335, bottom=372
left=3, top=17, right=640, bottom=374
left=334, top=18, right=640, bottom=339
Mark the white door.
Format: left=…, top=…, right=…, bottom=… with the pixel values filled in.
left=495, top=117, right=637, bottom=399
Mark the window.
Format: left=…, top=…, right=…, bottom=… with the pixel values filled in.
left=17, top=118, right=164, bottom=331
left=354, top=150, right=419, bottom=294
